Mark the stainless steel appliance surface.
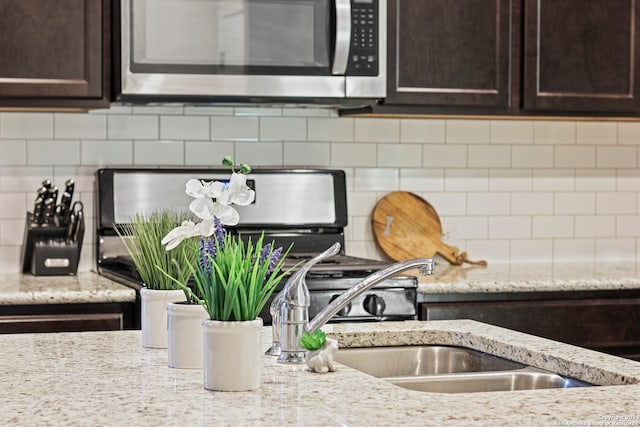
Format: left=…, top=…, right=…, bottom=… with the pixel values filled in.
left=95, top=167, right=417, bottom=326
left=116, top=0, right=386, bottom=105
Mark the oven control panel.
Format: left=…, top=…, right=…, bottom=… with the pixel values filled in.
left=309, top=288, right=417, bottom=321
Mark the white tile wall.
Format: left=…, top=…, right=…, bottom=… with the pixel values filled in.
left=2, top=107, right=640, bottom=273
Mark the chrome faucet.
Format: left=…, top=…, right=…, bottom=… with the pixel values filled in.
left=272, top=243, right=434, bottom=364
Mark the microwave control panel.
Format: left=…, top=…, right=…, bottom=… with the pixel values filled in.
left=347, top=0, right=378, bottom=76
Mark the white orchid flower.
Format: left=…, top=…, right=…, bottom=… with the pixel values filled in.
left=217, top=172, right=256, bottom=207
left=185, top=179, right=225, bottom=199
left=160, top=220, right=201, bottom=250
left=188, top=198, right=240, bottom=225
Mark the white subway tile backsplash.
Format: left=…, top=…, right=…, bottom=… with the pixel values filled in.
left=553, top=239, right=595, bottom=262
left=595, top=238, right=636, bottom=262
left=446, top=120, right=490, bottom=144
left=596, top=192, right=636, bottom=214
left=596, top=146, right=637, bottom=168
left=55, top=113, right=107, bottom=140
left=618, top=169, right=640, bottom=191
left=0, top=246, right=21, bottom=273
left=533, top=121, right=576, bottom=144
left=445, top=169, right=489, bottom=192
left=0, top=193, right=27, bottom=219
left=108, top=115, right=159, bottom=140
left=284, top=142, right=330, bottom=166
left=467, top=192, right=510, bottom=215
left=160, top=116, right=209, bottom=140
left=465, top=239, right=510, bottom=263
left=512, top=145, right=553, bottom=168
left=489, top=216, right=531, bottom=239
left=399, top=169, right=444, bottom=192
left=260, top=117, right=307, bottom=141
left=617, top=215, right=640, bottom=237
left=133, top=140, right=184, bottom=165
left=577, top=121, right=617, bottom=145
left=468, top=145, right=511, bottom=168
left=377, top=144, right=422, bottom=167
left=575, top=169, right=616, bottom=191
left=81, top=140, right=133, bottom=166
left=235, top=142, right=283, bottom=166
left=454, top=216, right=488, bottom=239
left=532, top=169, right=575, bottom=191
left=355, top=118, right=400, bottom=142
left=423, top=144, right=467, bottom=168
left=331, top=143, right=376, bottom=167
left=3, top=107, right=640, bottom=270
left=618, top=122, right=640, bottom=144
left=0, top=166, right=50, bottom=193
left=210, top=116, right=259, bottom=141
left=490, top=120, right=534, bottom=144
left=0, top=140, right=26, bottom=166
left=400, top=119, right=445, bottom=143
left=348, top=191, right=379, bottom=216
left=555, top=146, right=596, bottom=168
left=185, top=141, right=234, bottom=166
left=533, top=216, right=574, bottom=238
left=1, top=113, right=53, bottom=139
left=510, top=239, right=553, bottom=263
left=489, top=169, right=532, bottom=192
left=27, top=140, right=80, bottom=166
left=352, top=168, right=399, bottom=191
left=554, top=192, right=595, bottom=214
left=511, top=192, right=553, bottom=215
left=0, top=219, right=24, bottom=245
left=426, top=193, right=466, bottom=216
left=308, top=117, right=354, bottom=142
left=575, top=215, right=615, bottom=237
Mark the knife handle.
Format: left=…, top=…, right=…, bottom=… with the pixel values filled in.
left=41, top=198, right=56, bottom=226
left=64, top=179, right=75, bottom=200
left=33, top=197, right=44, bottom=225
left=58, top=192, right=72, bottom=223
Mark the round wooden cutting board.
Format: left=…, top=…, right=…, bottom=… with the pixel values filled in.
left=371, top=191, right=486, bottom=266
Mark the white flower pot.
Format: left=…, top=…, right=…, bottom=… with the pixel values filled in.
left=140, top=287, right=185, bottom=349
left=167, top=302, right=209, bottom=369
left=202, top=318, right=263, bottom=391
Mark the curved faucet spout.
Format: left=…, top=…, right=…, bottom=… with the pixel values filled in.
left=308, top=258, right=433, bottom=333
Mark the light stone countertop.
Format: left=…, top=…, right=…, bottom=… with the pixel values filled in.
left=0, top=272, right=136, bottom=305
left=417, top=261, right=640, bottom=294
left=2, top=320, right=640, bottom=426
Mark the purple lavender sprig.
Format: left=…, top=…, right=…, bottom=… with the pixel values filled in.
left=256, top=243, right=283, bottom=279
left=213, top=216, right=225, bottom=249
left=199, top=236, right=216, bottom=278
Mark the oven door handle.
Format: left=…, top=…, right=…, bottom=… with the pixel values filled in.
left=332, top=0, right=351, bottom=75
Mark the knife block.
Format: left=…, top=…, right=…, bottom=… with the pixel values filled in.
left=21, top=212, right=85, bottom=276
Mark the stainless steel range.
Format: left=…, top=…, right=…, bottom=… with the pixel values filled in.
left=95, top=167, right=418, bottom=327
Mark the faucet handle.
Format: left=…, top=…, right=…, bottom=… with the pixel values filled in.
left=282, top=242, right=341, bottom=304
left=418, top=258, right=435, bottom=276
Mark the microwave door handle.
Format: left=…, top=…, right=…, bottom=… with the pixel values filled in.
left=332, top=0, right=351, bottom=75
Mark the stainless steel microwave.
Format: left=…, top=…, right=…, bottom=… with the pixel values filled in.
left=118, top=0, right=386, bottom=104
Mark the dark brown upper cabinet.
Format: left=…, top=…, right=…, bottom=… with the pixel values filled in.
left=384, top=0, right=520, bottom=112
left=523, top=0, right=640, bottom=114
left=380, top=0, right=640, bottom=117
left=0, top=0, right=110, bottom=109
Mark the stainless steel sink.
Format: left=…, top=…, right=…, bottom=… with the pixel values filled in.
left=334, top=345, right=594, bottom=394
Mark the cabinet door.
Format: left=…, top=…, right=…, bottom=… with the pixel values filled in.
left=523, top=0, right=640, bottom=113
left=385, top=0, right=519, bottom=109
left=0, top=0, right=109, bottom=108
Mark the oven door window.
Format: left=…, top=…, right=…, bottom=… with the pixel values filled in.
left=131, top=0, right=333, bottom=76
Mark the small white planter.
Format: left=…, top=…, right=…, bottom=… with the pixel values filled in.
left=140, top=287, right=185, bottom=349
left=167, top=302, right=209, bottom=369
left=202, top=318, right=263, bottom=392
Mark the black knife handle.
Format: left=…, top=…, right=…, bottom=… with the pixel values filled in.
left=41, top=198, right=56, bottom=226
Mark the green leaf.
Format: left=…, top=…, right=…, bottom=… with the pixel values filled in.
left=300, top=330, right=326, bottom=351
left=222, top=156, right=234, bottom=168
left=239, top=163, right=252, bottom=174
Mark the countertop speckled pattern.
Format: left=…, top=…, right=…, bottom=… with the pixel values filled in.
left=2, top=320, right=640, bottom=426
left=0, top=273, right=136, bottom=305
left=417, top=261, right=640, bottom=294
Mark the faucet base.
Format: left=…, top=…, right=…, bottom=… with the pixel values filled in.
left=265, top=342, right=281, bottom=356
left=277, top=351, right=307, bottom=364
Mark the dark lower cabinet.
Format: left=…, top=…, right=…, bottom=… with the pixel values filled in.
left=0, top=302, right=137, bottom=334
left=0, top=0, right=111, bottom=109
left=419, top=291, right=640, bottom=361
